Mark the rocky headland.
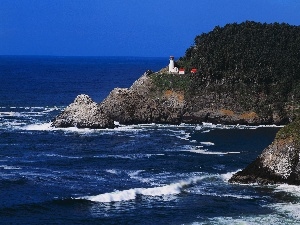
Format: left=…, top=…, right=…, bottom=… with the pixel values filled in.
left=52, top=21, right=300, bottom=185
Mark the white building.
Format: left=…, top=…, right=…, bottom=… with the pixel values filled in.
left=168, top=56, right=178, bottom=73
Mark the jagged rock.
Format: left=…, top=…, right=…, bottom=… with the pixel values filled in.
left=229, top=120, right=300, bottom=185
left=51, top=94, right=114, bottom=129
left=99, top=75, right=187, bottom=125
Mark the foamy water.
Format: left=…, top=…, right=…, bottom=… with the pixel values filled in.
left=82, top=176, right=207, bottom=203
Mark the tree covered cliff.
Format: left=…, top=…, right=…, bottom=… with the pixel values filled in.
left=53, top=21, right=300, bottom=128
left=151, top=21, right=300, bottom=123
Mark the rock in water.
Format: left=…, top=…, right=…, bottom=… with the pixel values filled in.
left=229, top=120, right=300, bottom=185
left=51, top=94, right=114, bottom=129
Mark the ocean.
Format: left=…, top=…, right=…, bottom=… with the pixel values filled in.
left=0, top=56, right=299, bottom=224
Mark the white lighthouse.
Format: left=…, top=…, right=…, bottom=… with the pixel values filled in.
left=168, top=56, right=178, bottom=73
left=169, top=56, right=174, bottom=73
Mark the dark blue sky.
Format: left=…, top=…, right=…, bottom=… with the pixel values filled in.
left=1, top=0, right=300, bottom=57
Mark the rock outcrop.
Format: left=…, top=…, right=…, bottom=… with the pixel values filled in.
left=98, top=72, right=289, bottom=126
left=52, top=94, right=114, bottom=129
left=229, top=120, right=300, bottom=185
left=99, top=74, right=186, bottom=125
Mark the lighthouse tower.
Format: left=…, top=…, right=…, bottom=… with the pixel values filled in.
left=169, top=56, right=175, bottom=73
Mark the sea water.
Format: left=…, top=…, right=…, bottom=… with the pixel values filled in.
left=0, top=56, right=299, bottom=224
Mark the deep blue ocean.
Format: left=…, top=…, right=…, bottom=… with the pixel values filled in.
left=0, top=56, right=299, bottom=224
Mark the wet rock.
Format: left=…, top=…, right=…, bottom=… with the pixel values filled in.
left=229, top=120, right=300, bottom=185
left=51, top=94, right=114, bottom=129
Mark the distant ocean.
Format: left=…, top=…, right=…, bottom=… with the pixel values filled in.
left=0, top=56, right=299, bottom=224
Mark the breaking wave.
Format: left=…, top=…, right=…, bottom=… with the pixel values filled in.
left=81, top=176, right=207, bottom=203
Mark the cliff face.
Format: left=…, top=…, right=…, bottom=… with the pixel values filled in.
left=97, top=72, right=274, bottom=126
left=99, top=74, right=186, bottom=125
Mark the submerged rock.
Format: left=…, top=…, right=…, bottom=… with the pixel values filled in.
left=51, top=94, right=114, bottom=129
left=229, top=120, right=300, bottom=185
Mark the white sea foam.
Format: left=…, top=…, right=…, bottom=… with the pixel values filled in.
left=0, top=165, right=21, bottom=170
left=126, top=170, right=156, bottom=184
left=105, top=169, right=120, bottom=175
left=201, top=130, right=211, bottom=133
left=271, top=202, right=300, bottom=220
left=194, top=122, right=283, bottom=132
left=197, top=213, right=296, bottom=225
left=81, top=176, right=206, bottom=203
left=94, top=153, right=163, bottom=160
left=182, top=148, right=240, bottom=155
left=197, top=192, right=253, bottom=200
left=23, top=122, right=96, bottom=133
left=274, top=184, right=300, bottom=197
left=23, top=122, right=54, bottom=131
left=0, top=112, right=17, bottom=117
left=177, top=131, right=191, bottom=140
left=220, top=170, right=241, bottom=182
left=200, top=142, right=215, bottom=146
left=43, top=153, right=82, bottom=159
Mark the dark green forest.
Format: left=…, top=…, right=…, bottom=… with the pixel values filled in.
left=180, top=21, right=300, bottom=97
left=151, top=21, right=300, bottom=119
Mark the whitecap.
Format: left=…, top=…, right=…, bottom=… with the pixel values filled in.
left=23, top=122, right=54, bottom=131
left=0, top=165, right=21, bottom=170
left=126, top=170, right=156, bottom=184
left=200, top=142, right=215, bottom=146
left=220, top=170, right=241, bottom=182
left=80, top=176, right=206, bottom=203
left=105, top=169, right=119, bottom=175
left=182, top=149, right=240, bottom=155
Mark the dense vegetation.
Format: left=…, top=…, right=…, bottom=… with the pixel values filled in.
left=151, top=21, right=300, bottom=120
left=276, top=117, right=300, bottom=141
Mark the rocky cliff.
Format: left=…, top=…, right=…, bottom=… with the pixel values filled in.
left=229, top=119, right=300, bottom=185
left=97, top=72, right=280, bottom=126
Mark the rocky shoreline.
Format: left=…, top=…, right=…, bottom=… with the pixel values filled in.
left=50, top=72, right=300, bottom=186
left=52, top=72, right=291, bottom=129
left=51, top=21, right=300, bottom=185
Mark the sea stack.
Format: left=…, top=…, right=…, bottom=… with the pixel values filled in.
left=51, top=94, right=114, bottom=129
